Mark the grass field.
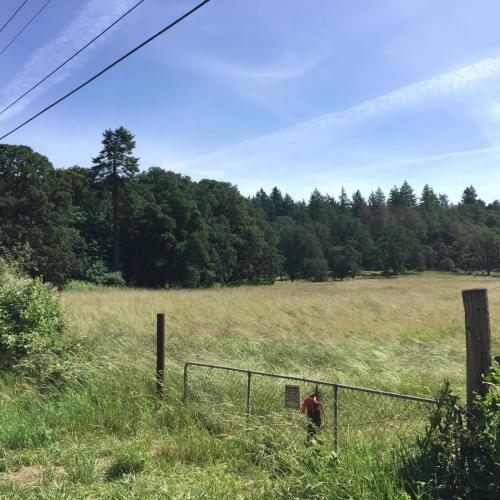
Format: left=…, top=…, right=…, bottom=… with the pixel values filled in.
left=1, top=273, right=499, bottom=498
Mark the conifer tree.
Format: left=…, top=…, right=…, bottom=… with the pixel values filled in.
left=92, top=127, right=139, bottom=270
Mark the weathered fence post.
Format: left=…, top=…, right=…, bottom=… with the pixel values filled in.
left=156, top=313, right=165, bottom=396
left=333, top=385, right=339, bottom=451
left=462, top=289, right=491, bottom=405
left=246, top=371, right=252, bottom=416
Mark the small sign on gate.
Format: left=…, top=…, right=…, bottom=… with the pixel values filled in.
left=284, top=384, right=300, bottom=409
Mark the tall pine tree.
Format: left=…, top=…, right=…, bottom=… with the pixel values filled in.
left=92, top=127, right=139, bottom=270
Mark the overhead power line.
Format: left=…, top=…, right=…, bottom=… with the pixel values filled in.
left=0, top=0, right=147, bottom=118
left=0, top=0, right=30, bottom=35
left=0, top=0, right=55, bottom=57
left=0, top=0, right=211, bottom=141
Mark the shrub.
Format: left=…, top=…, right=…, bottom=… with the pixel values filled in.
left=0, top=260, right=65, bottom=367
left=400, top=368, right=500, bottom=498
left=103, top=271, right=126, bottom=287
left=438, top=257, right=456, bottom=272
left=83, top=260, right=125, bottom=287
left=64, top=280, right=102, bottom=291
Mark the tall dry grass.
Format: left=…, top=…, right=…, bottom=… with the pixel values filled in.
left=62, top=272, right=500, bottom=396
left=1, top=272, right=499, bottom=498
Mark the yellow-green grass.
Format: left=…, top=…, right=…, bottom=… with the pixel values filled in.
left=1, top=272, right=499, bottom=498
left=62, top=271, right=500, bottom=396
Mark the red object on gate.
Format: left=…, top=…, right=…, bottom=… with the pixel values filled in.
left=301, top=393, right=321, bottom=426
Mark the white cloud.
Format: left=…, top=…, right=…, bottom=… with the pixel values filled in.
left=199, top=54, right=322, bottom=84
left=0, top=0, right=139, bottom=121
left=176, top=57, right=500, bottom=169
left=190, top=53, right=322, bottom=119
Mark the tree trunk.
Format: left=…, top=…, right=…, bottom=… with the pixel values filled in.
left=112, top=161, right=119, bottom=271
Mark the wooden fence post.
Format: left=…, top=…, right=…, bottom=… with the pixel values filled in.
left=156, top=313, right=165, bottom=396
left=462, top=289, right=491, bottom=405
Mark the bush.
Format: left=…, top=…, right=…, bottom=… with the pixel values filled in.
left=0, top=260, right=88, bottom=387
left=438, top=257, right=456, bottom=272
left=0, top=260, right=65, bottom=367
left=64, top=280, right=102, bottom=291
left=83, top=260, right=125, bottom=287
left=103, top=271, right=126, bottom=287
left=400, top=368, right=500, bottom=498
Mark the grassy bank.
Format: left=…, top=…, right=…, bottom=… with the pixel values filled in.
left=1, top=273, right=499, bottom=498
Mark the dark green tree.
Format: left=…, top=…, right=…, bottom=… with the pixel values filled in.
left=399, top=180, right=417, bottom=207
left=420, top=184, right=439, bottom=210
left=338, top=187, right=350, bottom=214
left=388, top=185, right=401, bottom=207
left=368, top=188, right=389, bottom=238
left=308, top=189, right=331, bottom=224
left=0, top=145, right=82, bottom=286
left=351, top=190, right=369, bottom=221
left=461, top=185, right=478, bottom=205
left=92, top=127, right=139, bottom=270
left=376, top=224, right=418, bottom=277
left=270, top=187, right=284, bottom=218
left=468, top=228, right=500, bottom=275
left=327, top=245, right=360, bottom=280
left=279, top=225, right=327, bottom=281
left=438, top=193, right=449, bottom=208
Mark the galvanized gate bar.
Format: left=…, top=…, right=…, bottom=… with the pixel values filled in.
left=183, top=362, right=435, bottom=404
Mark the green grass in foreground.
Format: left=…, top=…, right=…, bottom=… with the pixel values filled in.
left=1, top=272, right=499, bottom=498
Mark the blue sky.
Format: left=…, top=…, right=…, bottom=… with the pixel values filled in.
left=1, top=0, right=500, bottom=202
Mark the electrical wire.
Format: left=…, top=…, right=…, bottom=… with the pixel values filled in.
left=0, top=0, right=146, bottom=118
left=0, top=0, right=211, bottom=141
left=0, top=0, right=55, bottom=57
left=0, top=0, right=30, bottom=35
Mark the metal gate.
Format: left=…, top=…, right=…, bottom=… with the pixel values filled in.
left=183, top=362, right=435, bottom=450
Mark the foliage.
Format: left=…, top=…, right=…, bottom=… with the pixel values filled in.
left=83, top=260, right=126, bottom=287
left=467, top=228, right=500, bottom=276
left=2, top=134, right=500, bottom=288
left=0, top=260, right=88, bottom=388
left=92, top=127, right=139, bottom=271
left=279, top=224, right=327, bottom=281
left=0, top=145, right=83, bottom=287
left=327, top=245, right=361, bottom=280
left=400, top=369, right=500, bottom=498
left=438, top=257, right=456, bottom=272
left=0, top=260, right=65, bottom=366
left=376, top=224, right=419, bottom=277
left=64, top=280, right=103, bottom=291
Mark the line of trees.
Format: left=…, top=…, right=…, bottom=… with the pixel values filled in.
left=1, top=127, right=500, bottom=288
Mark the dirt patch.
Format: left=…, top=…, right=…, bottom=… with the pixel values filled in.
left=0, top=465, right=66, bottom=487
left=0, top=458, right=113, bottom=488
left=4, top=466, right=43, bottom=487
left=95, top=457, right=113, bottom=470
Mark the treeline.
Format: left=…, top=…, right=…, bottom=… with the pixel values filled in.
left=1, top=127, right=500, bottom=288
